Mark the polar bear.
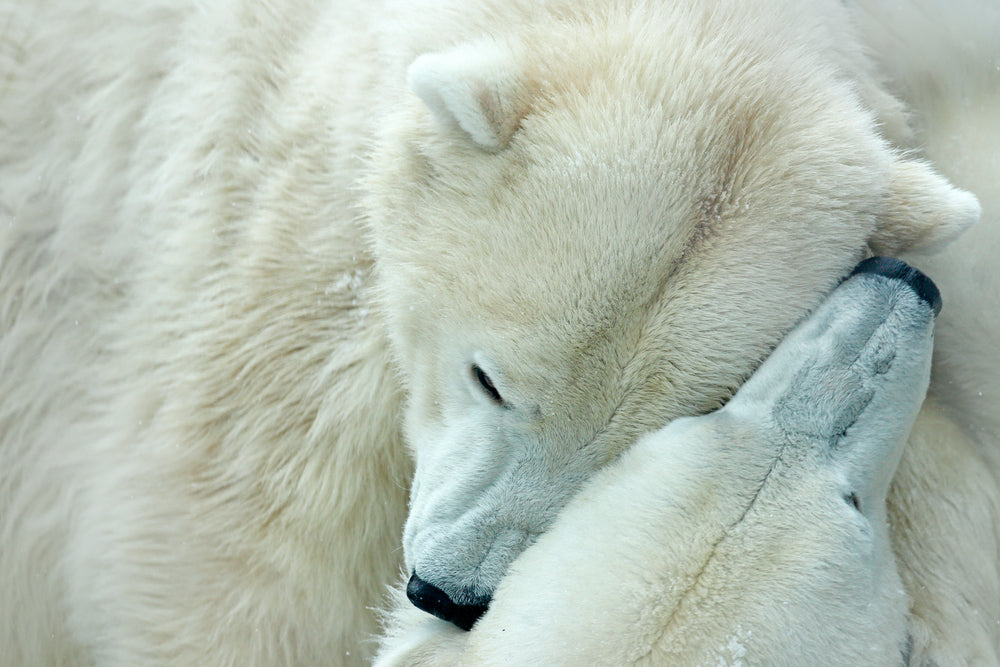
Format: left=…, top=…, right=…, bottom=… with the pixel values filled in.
left=375, top=257, right=940, bottom=666
left=0, top=0, right=997, bottom=665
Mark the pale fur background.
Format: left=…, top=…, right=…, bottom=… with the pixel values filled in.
left=0, top=0, right=997, bottom=665
left=874, top=4, right=1000, bottom=661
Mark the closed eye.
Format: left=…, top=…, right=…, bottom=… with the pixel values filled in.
left=471, top=364, right=505, bottom=405
left=844, top=492, right=861, bottom=512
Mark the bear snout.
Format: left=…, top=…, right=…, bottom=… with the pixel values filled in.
left=849, top=256, right=942, bottom=316
left=406, top=572, right=490, bottom=631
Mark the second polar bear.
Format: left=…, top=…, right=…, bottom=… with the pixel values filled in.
left=376, top=258, right=940, bottom=665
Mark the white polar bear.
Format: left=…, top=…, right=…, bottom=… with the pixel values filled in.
left=375, top=257, right=940, bottom=666
left=0, top=0, right=997, bottom=665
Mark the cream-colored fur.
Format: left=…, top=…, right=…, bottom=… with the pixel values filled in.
left=1, top=2, right=409, bottom=664
left=376, top=263, right=940, bottom=666
left=0, top=0, right=996, bottom=665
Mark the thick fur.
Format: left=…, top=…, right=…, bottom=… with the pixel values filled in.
left=376, top=265, right=939, bottom=666
left=0, top=1, right=996, bottom=666
left=1, top=2, right=411, bottom=664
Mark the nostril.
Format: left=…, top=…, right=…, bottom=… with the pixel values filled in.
left=406, top=572, right=489, bottom=631
left=848, top=257, right=942, bottom=316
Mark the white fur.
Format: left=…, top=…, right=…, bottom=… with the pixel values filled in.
left=377, top=268, right=936, bottom=665
left=407, top=41, right=526, bottom=151
left=0, top=0, right=997, bottom=664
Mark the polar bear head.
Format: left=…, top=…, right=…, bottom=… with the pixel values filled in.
left=451, top=258, right=937, bottom=665
left=362, top=1, right=978, bottom=628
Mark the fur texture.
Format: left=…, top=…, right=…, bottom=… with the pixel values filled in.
left=376, top=264, right=938, bottom=665
left=0, top=0, right=997, bottom=665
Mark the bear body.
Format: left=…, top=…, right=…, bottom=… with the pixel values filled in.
left=0, top=0, right=997, bottom=665
left=1, top=2, right=410, bottom=663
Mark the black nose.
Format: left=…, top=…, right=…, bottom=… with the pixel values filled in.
left=406, top=573, right=489, bottom=631
left=849, top=256, right=942, bottom=316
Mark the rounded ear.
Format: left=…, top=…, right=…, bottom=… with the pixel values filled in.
left=870, top=158, right=981, bottom=255
left=406, top=40, right=531, bottom=152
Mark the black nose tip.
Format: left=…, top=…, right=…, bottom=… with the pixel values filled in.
left=406, top=573, right=489, bottom=631
left=849, top=256, right=942, bottom=316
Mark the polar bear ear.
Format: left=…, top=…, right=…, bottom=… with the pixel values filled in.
left=870, top=159, right=981, bottom=255
left=407, top=41, right=529, bottom=151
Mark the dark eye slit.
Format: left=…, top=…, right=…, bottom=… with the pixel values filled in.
left=845, top=492, right=861, bottom=512
left=472, top=364, right=504, bottom=405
